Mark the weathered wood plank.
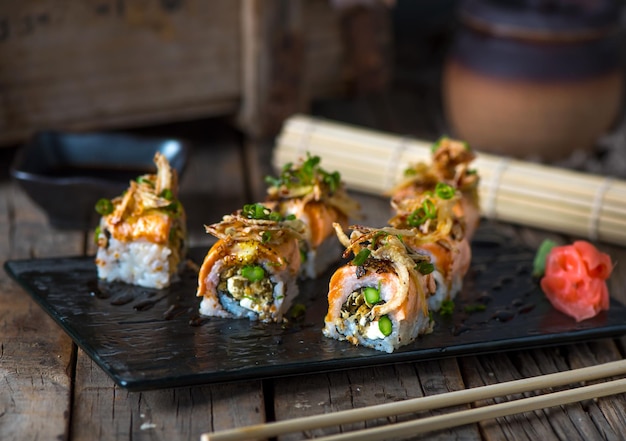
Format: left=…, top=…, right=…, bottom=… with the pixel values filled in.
left=70, top=350, right=266, bottom=441
left=565, top=341, right=626, bottom=441
left=459, top=343, right=626, bottom=441
left=461, top=352, right=568, bottom=441
left=408, top=359, right=481, bottom=440
left=271, top=359, right=481, bottom=441
left=0, top=0, right=241, bottom=145
left=0, top=182, right=83, bottom=441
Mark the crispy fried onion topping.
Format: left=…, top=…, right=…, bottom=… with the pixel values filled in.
left=388, top=191, right=461, bottom=243
left=389, top=137, right=479, bottom=196
left=206, top=211, right=306, bottom=245
left=333, top=223, right=431, bottom=317
left=205, top=212, right=306, bottom=272
left=109, top=152, right=179, bottom=224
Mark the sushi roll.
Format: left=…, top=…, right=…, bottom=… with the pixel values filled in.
left=323, top=224, right=435, bottom=353
left=95, top=152, right=187, bottom=289
left=388, top=183, right=471, bottom=312
left=389, top=137, right=480, bottom=239
left=265, top=153, right=360, bottom=279
left=196, top=203, right=306, bottom=323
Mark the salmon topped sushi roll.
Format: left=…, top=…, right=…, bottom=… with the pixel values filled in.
left=95, top=152, right=187, bottom=289
left=390, top=137, right=480, bottom=239
left=323, top=223, right=435, bottom=353
left=196, top=203, right=306, bottom=323
left=265, top=153, right=360, bottom=279
left=388, top=183, right=471, bottom=312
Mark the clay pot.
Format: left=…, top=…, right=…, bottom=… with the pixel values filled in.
left=442, top=0, right=624, bottom=161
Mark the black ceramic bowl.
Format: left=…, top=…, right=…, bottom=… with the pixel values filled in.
left=10, top=131, right=189, bottom=230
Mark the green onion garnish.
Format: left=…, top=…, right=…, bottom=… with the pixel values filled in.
left=415, top=261, right=435, bottom=275
left=268, top=212, right=282, bottom=222
left=407, top=210, right=423, bottom=227
left=435, top=182, right=455, bottom=200
left=164, top=200, right=181, bottom=216
left=431, top=137, right=446, bottom=153
left=378, top=315, right=393, bottom=336
left=160, top=188, right=174, bottom=200
left=351, top=249, right=371, bottom=266
left=95, top=198, right=114, bottom=215
left=261, top=231, right=272, bottom=243
left=242, top=203, right=269, bottom=220
left=241, top=265, right=265, bottom=282
left=136, top=176, right=153, bottom=186
left=423, top=198, right=436, bottom=218
left=407, top=198, right=437, bottom=227
left=241, top=203, right=289, bottom=222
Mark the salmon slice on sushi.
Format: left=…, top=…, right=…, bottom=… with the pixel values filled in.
left=95, top=152, right=187, bottom=289
left=265, top=153, right=360, bottom=279
left=388, top=183, right=471, bottom=312
left=196, top=203, right=306, bottom=323
left=323, top=224, right=435, bottom=353
left=389, top=137, right=480, bottom=239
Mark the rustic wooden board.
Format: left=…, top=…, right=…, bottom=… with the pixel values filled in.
left=71, top=349, right=266, bottom=440
left=0, top=0, right=241, bottom=145
left=271, top=360, right=482, bottom=441
left=1, top=0, right=377, bottom=145
left=0, top=183, right=82, bottom=441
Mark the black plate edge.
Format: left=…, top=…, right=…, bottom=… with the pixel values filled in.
left=111, top=323, right=626, bottom=391
left=6, top=257, right=626, bottom=392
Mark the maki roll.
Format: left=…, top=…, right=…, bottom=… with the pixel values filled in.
left=390, top=137, right=480, bottom=239
left=388, top=183, right=471, bottom=312
left=95, top=153, right=187, bottom=289
left=196, top=203, right=306, bottom=323
left=265, top=153, right=360, bottom=279
left=323, top=224, right=435, bottom=353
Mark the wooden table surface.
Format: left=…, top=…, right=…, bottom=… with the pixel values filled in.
left=3, top=103, right=626, bottom=441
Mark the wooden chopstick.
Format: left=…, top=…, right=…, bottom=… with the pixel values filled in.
left=201, top=359, right=626, bottom=441
left=312, top=378, right=626, bottom=441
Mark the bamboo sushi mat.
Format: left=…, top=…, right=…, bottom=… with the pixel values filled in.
left=273, top=114, right=626, bottom=246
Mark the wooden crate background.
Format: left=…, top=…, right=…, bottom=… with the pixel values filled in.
left=0, top=0, right=386, bottom=146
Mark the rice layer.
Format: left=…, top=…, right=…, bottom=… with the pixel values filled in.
left=95, top=237, right=175, bottom=289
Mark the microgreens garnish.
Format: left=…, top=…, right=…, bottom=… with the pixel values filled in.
left=95, top=198, right=114, bottom=216
left=265, top=153, right=341, bottom=193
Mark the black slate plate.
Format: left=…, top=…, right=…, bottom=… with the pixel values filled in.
left=6, top=221, right=626, bottom=391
